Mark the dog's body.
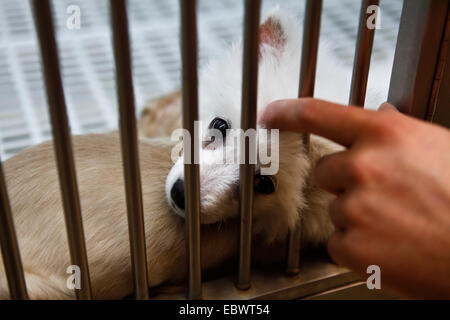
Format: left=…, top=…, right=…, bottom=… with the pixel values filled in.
left=0, top=134, right=239, bottom=299
left=148, top=9, right=346, bottom=245
left=0, top=132, right=336, bottom=299
left=0, top=8, right=371, bottom=299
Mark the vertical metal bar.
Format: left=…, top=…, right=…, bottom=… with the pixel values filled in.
left=298, top=0, right=322, bottom=149
left=349, top=0, right=379, bottom=107
left=237, top=0, right=261, bottom=291
left=388, top=0, right=449, bottom=118
left=180, top=0, right=202, bottom=299
left=110, top=0, right=149, bottom=300
left=32, top=0, right=92, bottom=300
left=431, top=14, right=450, bottom=128
left=286, top=0, right=322, bottom=276
left=0, top=161, right=28, bottom=300
left=285, top=226, right=301, bottom=276
left=298, top=0, right=322, bottom=100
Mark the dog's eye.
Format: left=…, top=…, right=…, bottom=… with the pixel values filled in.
left=209, top=118, right=229, bottom=137
left=254, top=175, right=276, bottom=194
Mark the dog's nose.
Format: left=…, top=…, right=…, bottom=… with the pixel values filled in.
left=170, top=179, right=185, bottom=210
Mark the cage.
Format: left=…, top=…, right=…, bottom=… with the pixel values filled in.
left=0, top=0, right=449, bottom=300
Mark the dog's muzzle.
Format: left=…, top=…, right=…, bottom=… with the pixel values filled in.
left=170, top=178, right=185, bottom=211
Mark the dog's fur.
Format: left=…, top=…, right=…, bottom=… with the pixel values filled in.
left=0, top=134, right=242, bottom=299
left=0, top=132, right=334, bottom=299
left=0, top=9, right=356, bottom=299
left=146, top=9, right=343, bottom=245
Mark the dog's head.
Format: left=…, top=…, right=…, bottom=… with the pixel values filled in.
left=166, top=9, right=310, bottom=242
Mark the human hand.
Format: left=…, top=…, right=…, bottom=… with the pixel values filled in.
left=260, top=98, right=450, bottom=299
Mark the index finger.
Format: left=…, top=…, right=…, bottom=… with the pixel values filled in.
left=259, top=98, right=375, bottom=147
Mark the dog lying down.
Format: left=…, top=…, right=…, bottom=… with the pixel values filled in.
left=0, top=132, right=334, bottom=299
left=0, top=133, right=266, bottom=300
left=141, top=5, right=386, bottom=242
left=0, top=8, right=367, bottom=299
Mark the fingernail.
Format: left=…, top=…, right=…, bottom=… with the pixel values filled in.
left=378, top=102, right=398, bottom=112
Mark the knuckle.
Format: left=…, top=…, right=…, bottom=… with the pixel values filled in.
left=333, top=191, right=370, bottom=227
left=345, top=198, right=363, bottom=225
left=348, top=151, right=386, bottom=185
left=346, top=153, right=371, bottom=184
left=371, top=113, right=407, bottom=142
left=339, top=195, right=361, bottom=224
left=343, top=191, right=374, bottom=227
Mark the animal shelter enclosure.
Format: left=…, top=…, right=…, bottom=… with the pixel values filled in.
left=0, top=0, right=449, bottom=300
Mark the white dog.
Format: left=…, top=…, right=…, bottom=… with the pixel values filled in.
left=1, top=8, right=384, bottom=299
left=156, top=7, right=387, bottom=244
left=0, top=134, right=247, bottom=299
left=154, top=8, right=350, bottom=246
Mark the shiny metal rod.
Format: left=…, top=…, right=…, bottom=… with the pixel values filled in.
left=298, top=0, right=322, bottom=100
left=298, top=0, right=322, bottom=149
left=388, top=0, right=448, bottom=118
left=0, top=161, right=28, bottom=300
left=349, top=0, right=379, bottom=106
left=285, top=226, right=302, bottom=276
left=32, top=0, right=92, bottom=300
left=286, top=0, right=322, bottom=276
left=237, top=0, right=261, bottom=291
left=110, top=0, right=149, bottom=300
left=180, top=0, right=202, bottom=299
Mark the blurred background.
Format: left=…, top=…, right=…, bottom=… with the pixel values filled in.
left=0, top=0, right=402, bottom=159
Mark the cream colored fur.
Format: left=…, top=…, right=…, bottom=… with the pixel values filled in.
left=0, top=8, right=344, bottom=299
left=0, top=134, right=238, bottom=299
left=142, top=8, right=343, bottom=244
left=0, top=131, right=336, bottom=299
left=0, top=132, right=336, bottom=299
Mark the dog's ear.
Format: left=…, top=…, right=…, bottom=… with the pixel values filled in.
left=259, top=16, right=286, bottom=51
left=258, top=9, right=298, bottom=57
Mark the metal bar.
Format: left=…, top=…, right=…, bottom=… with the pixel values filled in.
left=180, top=0, right=202, bottom=299
left=298, top=0, right=322, bottom=99
left=110, top=0, right=149, bottom=300
left=0, top=161, right=28, bottom=300
left=286, top=0, right=322, bottom=276
left=428, top=10, right=450, bottom=128
left=285, top=226, right=302, bottom=276
left=32, top=0, right=92, bottom=300
left=237, top=0, right=261, bottom=291
left=349, top=0, right=379, bottom=107
left=298, top=0, right=322, bottom=149
left=388, top=0, right=449, bottom=118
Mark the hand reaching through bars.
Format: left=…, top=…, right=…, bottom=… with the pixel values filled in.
left=260, top=98, right=450, bottom=299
